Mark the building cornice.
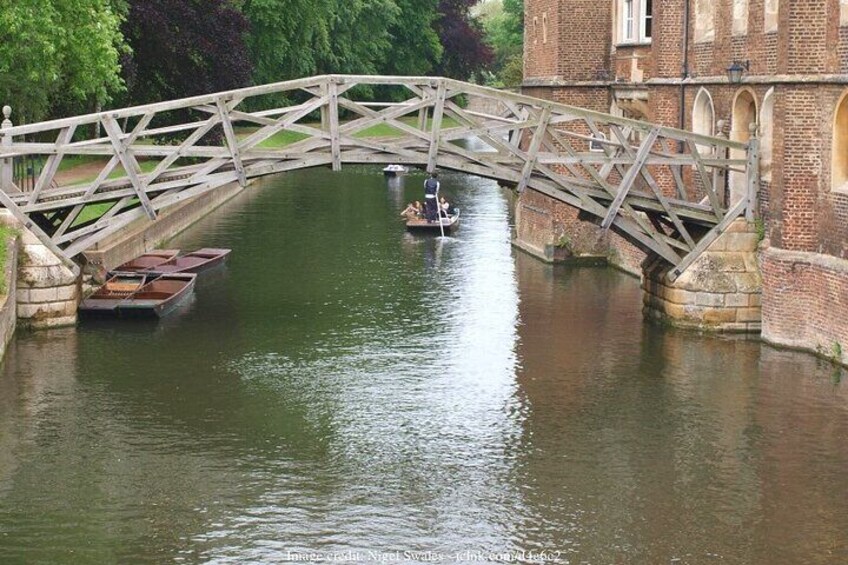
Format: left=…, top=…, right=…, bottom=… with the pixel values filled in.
left=523, top=74, right=848, bottom=88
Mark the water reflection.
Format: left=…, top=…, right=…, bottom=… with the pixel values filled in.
left=0, top=168, right=845, bottom=563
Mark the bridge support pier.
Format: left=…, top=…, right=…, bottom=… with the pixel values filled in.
left=642, top=219, right=762, bottom=333
left=15, top=225, right=79, bottom=330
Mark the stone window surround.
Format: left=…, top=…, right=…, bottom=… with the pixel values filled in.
left=832, top=90, right=848, bottom=194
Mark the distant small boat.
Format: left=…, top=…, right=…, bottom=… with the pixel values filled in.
left=79, top=274, right=147, bottom=316
left=383, top=164, right=407, bottom=177
left=406, top=209, right=460, bottom=234
left=141, top=248, right=231, bottom=276
left=112, top=249, right=180, bottom=273
left=116, top=274, right=197, bottom=318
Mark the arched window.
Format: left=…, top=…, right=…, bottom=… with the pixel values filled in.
left=730, top=89, right=758, bottom=202
left=692, top=88, right=715, bottom=159
left=692, top=88, right=715, bottom=138
left=832, top=91, right=848, bottom=191
left=542, top=12, right=548, bottom=44
left=760, top=88, right=774, bottom=182
left=533, top=17, right=539, bottom=45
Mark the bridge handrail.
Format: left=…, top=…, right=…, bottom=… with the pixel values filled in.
left=0, top=74, right=748, bottom=152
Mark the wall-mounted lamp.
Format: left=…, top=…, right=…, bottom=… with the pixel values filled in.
left=726, top=60, right=750, bottom=84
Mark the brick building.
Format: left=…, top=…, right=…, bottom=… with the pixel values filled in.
left=520, top=0, right=848, bottom=360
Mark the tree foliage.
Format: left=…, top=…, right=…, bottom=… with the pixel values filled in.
left=243, top=0, right=332, bottom=85
left=120, top=0, right=253, bottom=105
left=480, top=0, right=524, bottom=86
left=434, top=0, right=493, bottom=80
left=0, top=0, right=126, bottom=122
left=243, top=0, right=442, bottom=84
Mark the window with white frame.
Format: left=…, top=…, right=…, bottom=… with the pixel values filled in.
left=619, top=0, right=652, bottom=43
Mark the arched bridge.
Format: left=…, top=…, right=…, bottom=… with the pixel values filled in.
left=0, top=75, right=757, bottom=279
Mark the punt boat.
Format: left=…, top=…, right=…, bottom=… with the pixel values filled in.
left=112, top=250, right=180, bottom=273
left=405, top=209, right=461, bottom=234
left=383, top=164, right=408, bottom=177
left=115, top=274, right=197, bottom=318
left=141, top=248, right=231, bottom=276
left=78, top=274, right=147, bottom=316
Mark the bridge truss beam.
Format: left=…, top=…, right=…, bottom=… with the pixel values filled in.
left=0, top=75, right=757, bottom=279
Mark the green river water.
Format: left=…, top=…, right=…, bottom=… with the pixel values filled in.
left=0, top=167, right=846, bottom=564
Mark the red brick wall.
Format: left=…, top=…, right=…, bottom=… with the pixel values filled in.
left=762, top=248, right=848, bottom=363
left=525, top=0, right=561, bottom=79
left=557, top=0, right=613, bottom=81
left=522, top=0, right=848, bottom=353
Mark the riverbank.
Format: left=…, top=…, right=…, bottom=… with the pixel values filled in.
left=0, top=226, right=18, bottom=361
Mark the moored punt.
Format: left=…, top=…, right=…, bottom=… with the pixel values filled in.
left=115, top=274, right=197, bottom=318
left=405, top=210, right=460, bottom=234
left=112, top=250, right=180, bottom=273
left=141, top=248, right=231, bottom=276
left=383, top=164, right=407, bottom=177
left=78, top=274, right=147, bottom=316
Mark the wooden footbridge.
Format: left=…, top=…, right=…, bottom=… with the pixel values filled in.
left=0, top=75, right=757, bottom=278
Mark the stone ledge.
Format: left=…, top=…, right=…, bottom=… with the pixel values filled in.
left=18, top=265, right=78, bottom=289
left=762, top=246, right=848, bottom=274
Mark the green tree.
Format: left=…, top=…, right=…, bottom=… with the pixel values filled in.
left=0, top=0, right=125, bottom=122
left=243, top=0, right=333, bottom=85
left=382, top=0, right=442, bottom=77
left=480, top=0, right=523, bottom=86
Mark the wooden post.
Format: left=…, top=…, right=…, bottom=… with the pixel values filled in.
left=745, top=122, right=760, bottom=222
left=516, top=106, right=552, bottom=193
left=327, top=80, right=342, bottom=172
left=426, top=82, right=447, bottom=173
left=713, top=120, right=727, bottom=209
left=1, top=106, right=12, bottom=193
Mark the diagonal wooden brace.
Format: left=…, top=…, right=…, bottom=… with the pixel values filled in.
left=217, top=99, right=248, bottom=186
left=517, top=106, right=552, bottom=193
left=101, top=115, right=157, bottom=220
left=426, top=82, right=447, bottom=173
left=601, top=128, right=659, bottom=229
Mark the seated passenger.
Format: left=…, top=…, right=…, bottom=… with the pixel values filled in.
left=401, top=201, right=422, bottom=220
left=439, top=197, right=451, bottom=217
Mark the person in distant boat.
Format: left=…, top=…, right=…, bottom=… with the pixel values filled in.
left=439, top=197, right=451, bottom=217
left=423, top=172, right=440, bottom=221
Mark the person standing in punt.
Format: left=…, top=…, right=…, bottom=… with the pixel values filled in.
left=423, top=172, right=440, bottom=222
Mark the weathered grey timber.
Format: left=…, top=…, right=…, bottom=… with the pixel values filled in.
left=0, top=75, right=756, bottom=279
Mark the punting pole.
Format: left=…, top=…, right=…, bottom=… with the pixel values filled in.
left=436, top=184, right=445, bottom=238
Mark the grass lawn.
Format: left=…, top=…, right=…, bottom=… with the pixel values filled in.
left=0, top=224, right=13, bottom=295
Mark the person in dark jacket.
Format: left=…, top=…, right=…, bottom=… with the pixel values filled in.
left=423, top=172, right=440, bottom=221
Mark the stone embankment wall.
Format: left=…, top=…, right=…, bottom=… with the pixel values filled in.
left=82, top=181, right=246, bottom=272
left=513, top=188, right=644, bottom=275
left=0, top=232, right=19, bottom=360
